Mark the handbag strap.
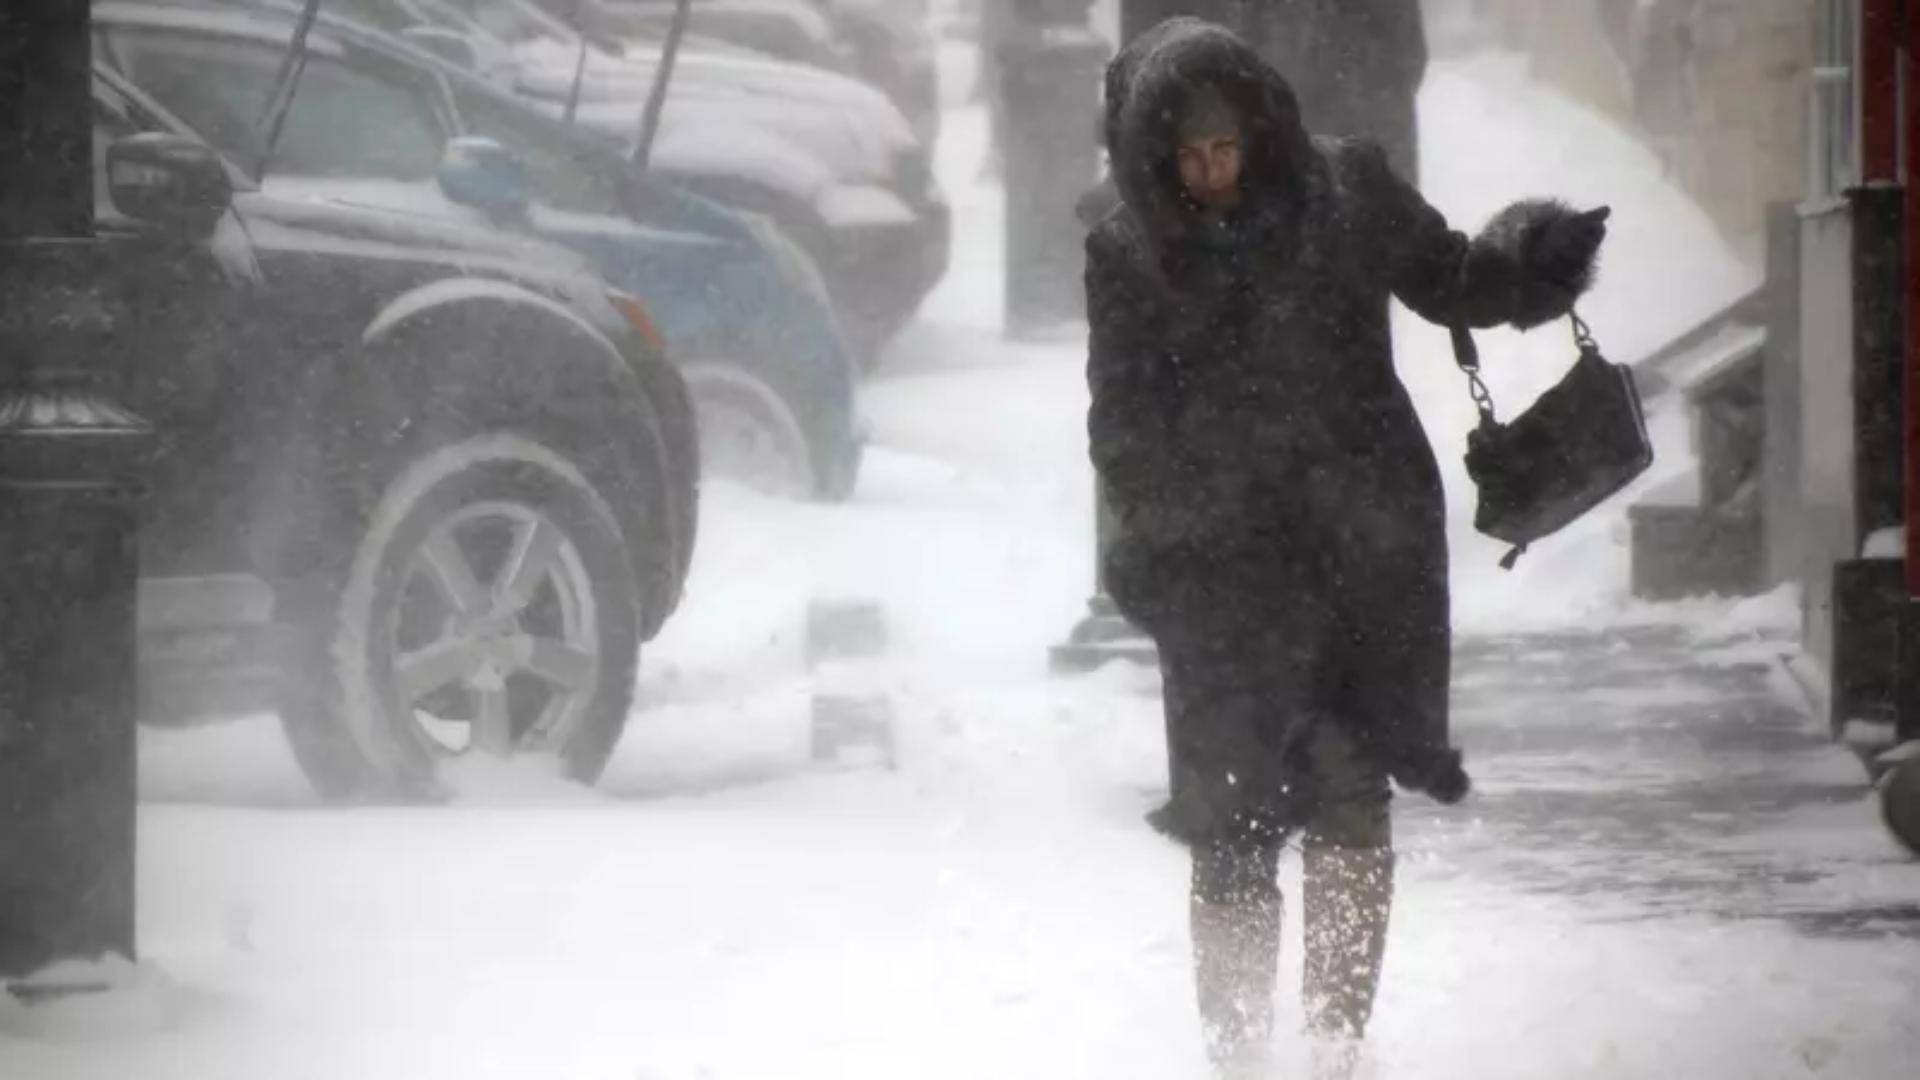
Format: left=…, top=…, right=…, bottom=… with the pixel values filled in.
left=1449, top=324, right=1498, bottom=425
left=1452, top=311, right=1599, bottom=573
left=1450, top=310, right=1599, bottom=426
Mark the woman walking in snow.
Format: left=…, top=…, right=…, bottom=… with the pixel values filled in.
left=1082, top=18, right=1608, bottom=1076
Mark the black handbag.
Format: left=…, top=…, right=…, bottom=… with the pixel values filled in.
left=1452, top=313, right=1654, bottom=568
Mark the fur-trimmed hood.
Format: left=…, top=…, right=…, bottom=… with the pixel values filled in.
left=1102, top=18, right=1326, bottom=267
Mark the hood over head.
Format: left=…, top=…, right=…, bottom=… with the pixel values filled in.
left=1102, top=18, right=1325, bottom=270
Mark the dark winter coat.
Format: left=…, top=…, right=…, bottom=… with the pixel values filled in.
left=1085, top=19, right=1595, bottom=833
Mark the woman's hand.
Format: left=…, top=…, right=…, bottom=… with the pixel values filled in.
left=1532, top=205, right=1610, bottom=293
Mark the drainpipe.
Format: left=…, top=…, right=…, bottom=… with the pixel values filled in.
left=1903, top=0, right=1920, bottom=597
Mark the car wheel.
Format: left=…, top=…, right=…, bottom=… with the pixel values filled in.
left=684, top=362, right=819, bottom=499
left=1879, top=752, right=1920, bottom=857
left=279, top=432, right=641, bottom=800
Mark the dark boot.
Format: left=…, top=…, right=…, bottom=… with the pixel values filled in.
left=1302, top=843, right=1395, bottom=1077
left=1190, top=892, right=1281, bottom=1072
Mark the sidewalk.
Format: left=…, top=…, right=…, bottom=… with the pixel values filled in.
left=1431, top=621, right=1920, bottom=937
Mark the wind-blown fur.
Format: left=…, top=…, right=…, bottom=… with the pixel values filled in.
left=1105, top=18, right=1324, bottom=277
left=1476, top=198, right=1601, bottom=329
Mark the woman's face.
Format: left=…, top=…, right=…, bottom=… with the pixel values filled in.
left=1176, top=130, right=1243, bottom=212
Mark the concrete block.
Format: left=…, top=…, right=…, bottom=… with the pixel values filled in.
left=804, top=597, right=896, bottom=769
left=805, top=597, right=888, bottom=666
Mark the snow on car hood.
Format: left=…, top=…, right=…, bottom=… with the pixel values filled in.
left=515, top=34, right=899, bottom=115
left=543, top=96, right=844, bottom=202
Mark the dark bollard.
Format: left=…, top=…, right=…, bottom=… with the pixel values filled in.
left=1050, top=490, right=1159, bottom=673
left=998, top=3, right=1108, bottom=338
left=1049, top=2, right=1165, bottom=674
left=2, top=0, right=151, bottom=990
left=0, top=241, right=153, bottom=987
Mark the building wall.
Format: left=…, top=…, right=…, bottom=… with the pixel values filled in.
left=1475, top=0, right=1636, bottom=119
left=1467, top=0, right=1815, bottom=261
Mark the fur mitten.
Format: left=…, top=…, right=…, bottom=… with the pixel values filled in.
left=1476, top=200, right=1610, bottom=329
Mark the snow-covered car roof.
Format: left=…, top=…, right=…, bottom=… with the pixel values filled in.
left=115, top=0, right=918, bottom=194
left=351, top=0, right=918, bottom=182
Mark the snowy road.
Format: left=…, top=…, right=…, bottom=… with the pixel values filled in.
left=7, top=46, right=1920, bottom=1080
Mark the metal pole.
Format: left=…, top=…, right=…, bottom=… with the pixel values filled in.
left=1, top=0, right=151, bottom=992
left=0, top=0, right=91, bottom=238
left=1048, top=0, right=1153, bottom=673
left=1000, top=1, right=1105, bottom=337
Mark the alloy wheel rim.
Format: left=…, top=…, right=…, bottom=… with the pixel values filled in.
left=380, top=500, right=601, bottom=759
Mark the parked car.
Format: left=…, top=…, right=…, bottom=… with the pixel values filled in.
left=105, top=0, right=866, bottom=499
left=568, top=0, right=845, bottom=72
left=566, top=0, right=941, bottom=152
left=334, top=0, right=950, bottom=361
left=83, top=40, right=698, bottom=800
left=817, top=0, right=940, bottom=151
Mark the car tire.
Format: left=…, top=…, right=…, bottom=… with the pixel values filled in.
left=1879, top=753, right=1920, bottom=857
left=684, top=361, right=823, bottom=500
left=279, top=431, right=642, bottom=801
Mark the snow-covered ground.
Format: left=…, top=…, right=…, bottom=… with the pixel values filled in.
left=8, top=41, right=1919, bottom=1080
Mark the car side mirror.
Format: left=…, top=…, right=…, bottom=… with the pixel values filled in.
left=436, top=136, right=530, bottom=218
left=402, top=25, right=482, bottom=71
left=105, top=132, right=232, bottom=235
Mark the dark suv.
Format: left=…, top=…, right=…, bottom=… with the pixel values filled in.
left=86, top=61, right=697, bottom=799
left=97, top=0, right=866, bottom=501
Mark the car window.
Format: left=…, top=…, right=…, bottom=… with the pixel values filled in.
left=107, top=28, right=277, bottom=170
left=273, top=54, right=451, bottom=180
left=451, top=86, right=622, bottom=214
left=110, top=29, right=449, bottom=182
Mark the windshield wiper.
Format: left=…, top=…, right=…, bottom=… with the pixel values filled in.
left=552, top=0, right=687, bottom=176
left=252, top=0, right=328, bottom=178
left=629, top=0, right=689, bottom=174
left=561, top=0, right=590, bottom=125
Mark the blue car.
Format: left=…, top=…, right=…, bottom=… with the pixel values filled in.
left=101, top=0, right=865, bottom=499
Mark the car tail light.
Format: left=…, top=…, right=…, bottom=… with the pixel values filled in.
left=608, top=292, right=667, bottom=355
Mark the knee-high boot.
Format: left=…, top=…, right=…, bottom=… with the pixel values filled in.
left=1302, top=843, right=1395, bottom=1076
left=1190, top=890, right=1281, bottom=1070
